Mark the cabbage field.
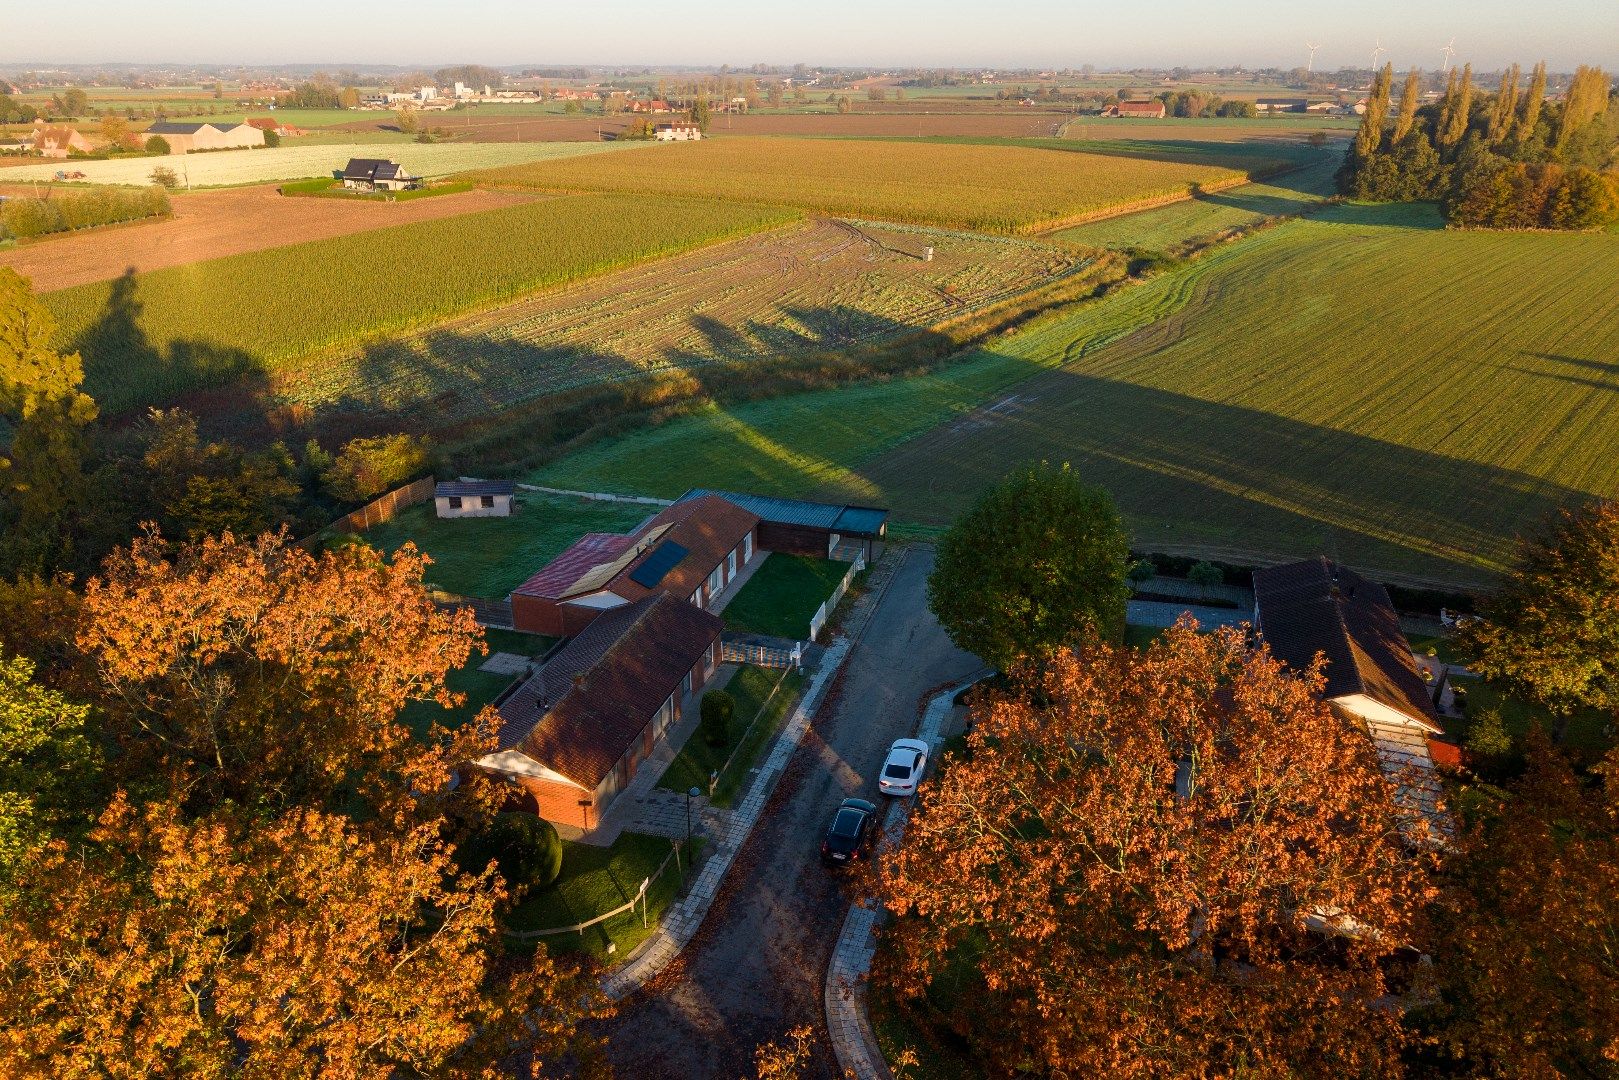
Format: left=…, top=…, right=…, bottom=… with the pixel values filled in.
left=3, top=141, right=643, bottom=188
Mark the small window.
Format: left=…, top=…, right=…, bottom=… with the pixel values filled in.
left=682, top=671, right=694, bottom=697
left=480, top=495, right=495, bottom=508
left=447, top=496, right=463, bottom=509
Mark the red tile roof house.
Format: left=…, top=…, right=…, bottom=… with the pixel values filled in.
left=510, top=494, right=760, bottom=637
left=1252, top=557, right=1453, bottom=846
left=1103, top=99, right=1167, bottom=118
left=475, top=594, right=724, bottom=829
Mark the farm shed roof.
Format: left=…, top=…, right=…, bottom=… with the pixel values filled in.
left=435, top=480, right=516, bottom=498
left=513, top=532, right=645, bottom=600
left=676, top=489, right=889, bottom=538
left=145, top=122, right=221, bottom=135
left=1252, top=557, right=1441, bottom=733
left=495, top=593, right=723, bottom=787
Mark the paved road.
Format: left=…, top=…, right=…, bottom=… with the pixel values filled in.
left=601, top=547, right=980, bottom=1078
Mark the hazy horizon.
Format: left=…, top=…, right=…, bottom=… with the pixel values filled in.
left=6, top=0, right=1616, bottom=74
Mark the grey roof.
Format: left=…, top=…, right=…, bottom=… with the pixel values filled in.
left=341, top=157, right=407, bottom=180
left=436, top=480, right=516, bottom=498
left=145, top=122, right=218, bottom=135
left=1252, top=557, right=1441, bottom=732
left=676, top=489, right=888, bottom=538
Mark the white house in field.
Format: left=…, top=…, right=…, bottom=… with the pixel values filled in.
left=1252, top=557, right=1453, bottom=846
left=653, top=123, right=702, bottom=141
left=434, top=480, right=516, bottom=519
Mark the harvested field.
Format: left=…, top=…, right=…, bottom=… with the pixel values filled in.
left=529, top=203, right=1619, bottom=588
left=254, top=218, right=1086, bottom=429
left=0, top=140, right=642, bottom=188
left=332, top=110, right=1072, bottom=142
left=0, top=183, right=539, bottom=291
left=467, top=137, right=1286, bottom=234
left=1060, top=116, right=1358, bottom=142
left=45, top=194, right=797, bottom=415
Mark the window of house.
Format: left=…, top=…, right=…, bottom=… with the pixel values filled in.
left=727, top=549, right=738, bottom=578
left=691, top=588, right=704, bottom=609
left=744, top=533, right=754, bottom=562
left=682, top=670, right=694, bottom=697
left=447, top=496, right=463, bottom=509
left=480, top=495, right=495, bottom=508
left=703, top=643, right=716, bottom=677
left=708, top=565, right=723, bottom=596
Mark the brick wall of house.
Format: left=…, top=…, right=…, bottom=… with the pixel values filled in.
left=514, top=775, right=595, bottom=830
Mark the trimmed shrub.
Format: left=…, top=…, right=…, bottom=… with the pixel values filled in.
left=457, top=812, right=563, bottom=897
left=144, top=135, right=171, bottom=155
left=700, top=689, right=735, bottom=747
left=0, top=185, right=169, bottom=241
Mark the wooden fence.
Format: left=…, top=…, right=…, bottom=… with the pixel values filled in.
left=504, top=841, right=687, bottom=940
left=327, top=476, right=435, bottom=534
left=721, top=639, right=801, bottom=669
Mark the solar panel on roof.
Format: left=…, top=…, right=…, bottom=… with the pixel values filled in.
left=627, top=541, right=688, bottom=589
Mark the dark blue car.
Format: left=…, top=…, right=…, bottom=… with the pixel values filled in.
left=820, top=798, right=879, bottom=867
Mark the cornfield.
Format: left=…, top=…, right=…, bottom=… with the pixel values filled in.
left=466, top=137, right=1284, bottom=234
left=44, top=193, right=799, bottom=414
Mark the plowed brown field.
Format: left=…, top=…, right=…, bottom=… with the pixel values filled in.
left=332, top=110, right=1073, bottom=142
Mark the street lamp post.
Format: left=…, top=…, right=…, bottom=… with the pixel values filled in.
left=681, top=786, right=701, bottom=896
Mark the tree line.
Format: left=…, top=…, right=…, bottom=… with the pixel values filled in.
left=1340, top=61, right=1619, bottom=229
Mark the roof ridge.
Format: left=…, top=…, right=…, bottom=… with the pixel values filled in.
left=1323, top=556, right=1369, bottom=697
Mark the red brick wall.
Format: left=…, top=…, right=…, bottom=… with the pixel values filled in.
left=514, top=775, right=595, bottom=830
left=511, top=594, right=605, bottom=637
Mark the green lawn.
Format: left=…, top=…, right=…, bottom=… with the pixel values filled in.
left=1451, top=677, right=1615, bottom=758
left=505, top=831, right=702, bottom=959
left=355, top=494, right=653, bottom=599
left=657, top=666, right=805, bottom=807
left=722, top=554, right=852, bottom=640
left=532, top=202, right=1619, bottom=588
left=399, top=627, right=550, bottom=737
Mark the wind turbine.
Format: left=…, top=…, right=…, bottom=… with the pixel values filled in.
left=1440, top=37, right=1458, bottom=73
left=1305, top=42, right=1321, bottom=74
left=1370, top=39, right=1386, bottom=71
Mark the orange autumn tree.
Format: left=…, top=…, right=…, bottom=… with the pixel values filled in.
left=876, top=620, right=1433, bottom=1078
left=1425, top=732, right=1619, bottom=1076
left=0, top=529, right=609, bottom=1078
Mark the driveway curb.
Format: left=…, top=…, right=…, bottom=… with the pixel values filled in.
left=825, top=672, right=988, bottom=1079
left=601, top=547, right=908, bottom=1000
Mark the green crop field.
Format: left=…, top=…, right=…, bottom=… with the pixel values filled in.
left=1052, top=156, right=1341, bottom=252
left=0, top=140, right=639, bottom=188
left=466, top=137, right=1290, bottom=234
left=43, top=193, right=798, bottom=415
left=529, top=203, right=1619, bottom=588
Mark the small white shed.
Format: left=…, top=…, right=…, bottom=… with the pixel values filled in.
left=435, top=480, right=517, bottom=519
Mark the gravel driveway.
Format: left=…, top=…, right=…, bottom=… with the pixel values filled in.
left=601, top=546, right=980, bottom=1078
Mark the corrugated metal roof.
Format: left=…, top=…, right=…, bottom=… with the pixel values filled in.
left=677, top=489, right=889, bottom=537
left=435, top=480, right=516, bottom=497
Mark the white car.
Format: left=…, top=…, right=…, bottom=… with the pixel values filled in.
left=878, top=738, right=930, bottom=797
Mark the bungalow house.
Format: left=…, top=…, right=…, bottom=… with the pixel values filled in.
left=1102, top=99, right=1167, bottom=118
left=510, top=494, right=760, bottom=637
left=434, top=479, right=516, bottom=519
left=1252, top=557, right=1451, bottom=846
left=654, top=123, right=702, bottom=141
left=30, top=123, right=92, bottom=157
left=143, top=121, right=266, bottom=153
left=476, top=593, right=724, bottom=828
left=340, top=158, right=419, bottom=191
left=630, top=98, right=673, bottom=113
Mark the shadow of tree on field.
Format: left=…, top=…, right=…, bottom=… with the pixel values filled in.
left=69, top=269, right=272, bottom=433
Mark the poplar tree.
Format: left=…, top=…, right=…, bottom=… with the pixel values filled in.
left=1556, top=65, right=1612, bottom=150
left=1487, top=64, right=1521, bottom=143
left=1392, top=67, right=1422, bottom=143
left=1518, top=61, right=1547, bottom=141
left=1353, top=63, right=1393, bottom=160
left=1439, top=63, right=1474, bottom=148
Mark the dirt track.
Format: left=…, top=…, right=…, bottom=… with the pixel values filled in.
left=0, top=184, right=537, bottom=292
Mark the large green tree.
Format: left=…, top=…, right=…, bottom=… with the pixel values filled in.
left=0, top=269, right=99, bottom=576
left=926, top=462, right=1129, bottom=671
left=1458, top=498, right=1619, bottom=738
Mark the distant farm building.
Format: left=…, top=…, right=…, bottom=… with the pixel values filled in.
left=30, top=124, right=93, bottom=157
left=1102, top=100, right=1167, bottom=118
left=143, top=121, right=266, bottom=154
left=1252, top=557, right=1452, bottom=846
left=653, top=123, right=702, bottom=141
left=476, top=593, right=724, bottom=829
left=1255, top=98, right=1310, bottom=114
left=630, top=98, right=673, bottom=113
left=435, top=480, right=516, bottom=519
left=339, top=158, right=419, bottom=192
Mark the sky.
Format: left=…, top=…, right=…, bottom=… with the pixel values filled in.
left=4, top=0, right=1615, bottom=72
